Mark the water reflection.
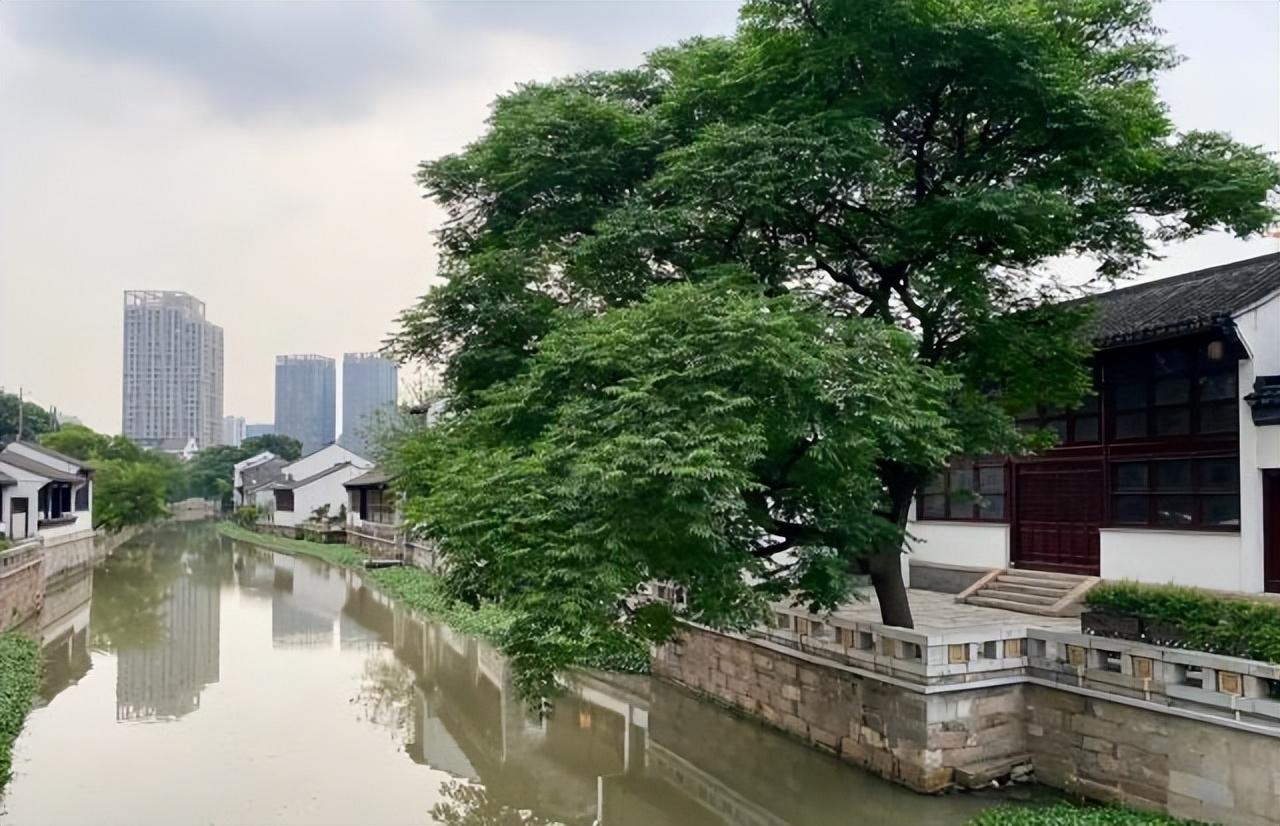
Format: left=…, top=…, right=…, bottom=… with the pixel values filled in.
left=5, top=528, right=1011, bottom=825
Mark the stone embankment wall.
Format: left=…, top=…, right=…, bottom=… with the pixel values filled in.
left=655, top=623, right=1280, bottom=825
left=652, top=626, right=1027, bottom=793
left=0, top=540, right=45, bottom=631
left=1025, top=685, right=1279, bottom=826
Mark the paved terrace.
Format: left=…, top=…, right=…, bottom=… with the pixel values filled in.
left=830, top=588, right=1081, bottom=635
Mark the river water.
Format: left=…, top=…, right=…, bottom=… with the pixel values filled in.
left=2, top=526, right=1021, bottom=825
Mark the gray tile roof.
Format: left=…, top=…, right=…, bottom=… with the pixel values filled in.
left=343, top=468, right=394, bottom=488
left=241, top=457, right=289, bottom=494
left=1084, top=252, right=1280, bottom=347
left=16, top=441, right=87, bottom=472
left=276, top=462, right=354, bottom=490
left=0, top=450, right=83, bottom=483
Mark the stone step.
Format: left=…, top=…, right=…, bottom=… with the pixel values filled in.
left=1006, top=568, right=1091, bottom=583
left=993, top=573, right=1075, bottom=591
left=976, top=588, right=1059, bottom=606
left=966, top=595, right=1066, bottom=615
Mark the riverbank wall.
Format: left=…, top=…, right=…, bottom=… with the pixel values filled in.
left=654, top=620, right=1280, bottom=825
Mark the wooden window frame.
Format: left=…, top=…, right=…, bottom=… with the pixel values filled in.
left=1108, top=454, right=1239, bottom=532
left=917, top=459, right=1009, bottom=523
left=1104, top=339, right=1239, bottom=443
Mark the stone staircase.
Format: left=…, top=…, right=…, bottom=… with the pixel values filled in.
left=958, top=569, right=1099, bottom=617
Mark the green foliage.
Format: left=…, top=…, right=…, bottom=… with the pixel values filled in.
left=0, top=392, right=55, bottom=443
left=397, top=283, right=962, bottom=692
left=0, top=632, right=40, bottom=794
left=231, top=505, right=261, bottom=527
left=387, top=0, right=1280, bottom=671
left=92, top=459, right=172, bottom=533
left=241, top=434, right=302, bottom=461
left=38, top=424, right=110, bottom=461
left=183, top=445, right=247, bottom=507
left=216, top=522, right=364, bottom=568
left=969, top=803, right=1205, bottom=825
left=1086, top=581, right=1280, bottom=663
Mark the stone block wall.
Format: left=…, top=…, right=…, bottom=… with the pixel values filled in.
left=652, top=625, right=1027, bottom=792
left=42, top=530, right=101, bottom=580
left=0, top=541, right=44, bottom=631
left=1026, top=684, right=1280, bottom=826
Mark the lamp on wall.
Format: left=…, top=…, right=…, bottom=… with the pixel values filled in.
left=1206, top=340, right=1225, bottom=361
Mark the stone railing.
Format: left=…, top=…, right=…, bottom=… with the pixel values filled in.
left=763, top=602, right=1030, bottom=687
left=0, top=539, right=45, bottom=631
left=1027, top=628, right=1280, bottom=730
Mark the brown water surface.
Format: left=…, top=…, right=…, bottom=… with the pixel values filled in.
left=2, top=526, right=1024, bottom=825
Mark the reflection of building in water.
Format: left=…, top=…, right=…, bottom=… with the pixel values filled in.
left=271, top=557, right=345, bottom=649
left=38, top=568, right=95, bottom=704
left=116, top=574, right=220, bottom=721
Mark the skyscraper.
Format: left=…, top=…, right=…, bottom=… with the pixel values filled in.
left=122, top=291, right=224, bottom=450
left=274, top=355, right=335, bottom=455
left=341, top=352, right=398, bottom=456
left=221, top=415, right=245, bottom=447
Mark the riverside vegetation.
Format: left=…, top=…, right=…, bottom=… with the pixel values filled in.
left=970, top=804, right=1207, bottom=825
left=215, top=522, right=649, bottom=685
left=0, top=632, right=40, bottom=793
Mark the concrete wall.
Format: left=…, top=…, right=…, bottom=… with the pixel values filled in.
left=41, top=529, right=100, bottom=580
left=652, top=625, right=1027, bottom=793
left=274, top=464, right=370, bottom=527
left=1100, top=529, right=1244, bottom=592
left=1025, top=684, right=1280, bottom=825
left=906, top=519, right=1009, bottom=570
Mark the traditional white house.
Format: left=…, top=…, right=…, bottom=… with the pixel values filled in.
left=0, top=442, right=93, bottom=542
left=343, top=468, right=399, bottom=529
left=908, top=253, right=1280, bottom=596
left=265, top=444, right=374, bottom=529
left=233, top=451, right=286, bottom=507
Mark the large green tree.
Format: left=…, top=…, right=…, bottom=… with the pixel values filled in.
left=0, top=392, right=55, bottom=443
left=390, top=0, right=1278, bottom=645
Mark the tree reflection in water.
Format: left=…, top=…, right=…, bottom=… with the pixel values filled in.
left=356, top=652, right=416, bottom=737
left=430, top=781, right=560, bottom=826
left=88, top=533, right=187, bottom=651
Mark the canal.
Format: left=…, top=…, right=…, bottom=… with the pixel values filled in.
left=3, top=526, right=1022, bottom=825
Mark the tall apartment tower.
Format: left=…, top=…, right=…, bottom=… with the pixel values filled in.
left=341, top=352, right=398, bottom=457
left=221, top=415, right=246, bottom=447
left=274, top=355, right=335, bottom=455
left=122, top=291, right=224, bottom=450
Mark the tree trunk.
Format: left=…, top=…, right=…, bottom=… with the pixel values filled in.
left=867, top=462, right=919, bottom=629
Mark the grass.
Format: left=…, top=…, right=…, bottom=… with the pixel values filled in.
left=0, top=632, right=41, bottom=794
left=969, top=804, right=1207, bottom=825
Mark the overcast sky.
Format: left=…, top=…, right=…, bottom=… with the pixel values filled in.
left=1, top=1, right=1276, bottom=434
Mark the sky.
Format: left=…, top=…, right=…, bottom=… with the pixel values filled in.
left=0, top=1, right=1277, bottom=435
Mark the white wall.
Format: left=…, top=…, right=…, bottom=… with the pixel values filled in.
left=1231, top=292, right=1280, bottom=593
left=1100, top=528, right=1244, bottom=592
left=906, top=516, right=1010, bottom=570
left=284, top=444, right=373, bottom=481
left=274, top=464, right=369, bottom=528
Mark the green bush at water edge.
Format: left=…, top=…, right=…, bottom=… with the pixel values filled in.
left=970, top=804, right=1207, bottom=825
left=0, top=632, right=41, bottom=793
left=1085, top=581, right=1280, bottom=664
left=214, top=522, right=649, bottom=683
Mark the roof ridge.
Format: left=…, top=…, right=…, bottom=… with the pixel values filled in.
left=1085, top=251, right=1280, bottom=300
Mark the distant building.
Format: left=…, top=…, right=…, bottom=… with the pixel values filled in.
left=341, top=352, right=398, bottom=456
left=122, top=291, right=224, bottom=450
left=245, top=423, right=274, bottom=440
left=274, top=355, right=335, bottom=455
left=0, top=441, right=94, bottom=542
left=221, top=415, right=245, bottom=447
left=265, top=443, right=373, bottom=528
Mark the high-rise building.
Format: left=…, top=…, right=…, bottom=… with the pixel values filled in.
left=122, top=291, right=224, bottom=450
left=274, top=355, right=335, bottom=455
left=245, top=423, right=274, bottom=440
left=221, top=415, right=245, bottom=447
left=341, top=352, right=398, bottom=456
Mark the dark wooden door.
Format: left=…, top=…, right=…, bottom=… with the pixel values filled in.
left=1012, top=459, right=1103, bottom=575
left=1264, top=471, right=1280, bottom=594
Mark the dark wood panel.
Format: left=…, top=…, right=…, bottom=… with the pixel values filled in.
left=1012, top=460, right=1103, bottom=576
left=1265, top=471, right=1280, bottom=594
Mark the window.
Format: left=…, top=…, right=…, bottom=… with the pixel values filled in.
left=275, top=489, right=295, bottom=512
left=918, top=459, right=1007, bottom=521
left=1105, top=341, right=1237, bottom=441
left=1110, top=456, right=1238, bottom=530
left=1017, top=394, right=1100, bottom=445
left=74, top=484, right=89, bottom=512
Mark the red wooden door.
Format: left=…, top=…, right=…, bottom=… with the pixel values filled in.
left=1012, top=460, right=1103, bottom=575
left=1264, top=471, right=1280, bottom=594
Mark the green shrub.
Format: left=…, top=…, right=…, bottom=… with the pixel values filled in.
left=231, top=506, right=260, bottom=528
left=1086, top=581, right=1280, bottom=664
left=970, top=803, right=1206, bottom=825
left=0, top=632, right=41, bottom=793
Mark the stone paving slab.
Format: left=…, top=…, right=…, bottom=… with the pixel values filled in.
left=829, top=588, right=1081, bottom=635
